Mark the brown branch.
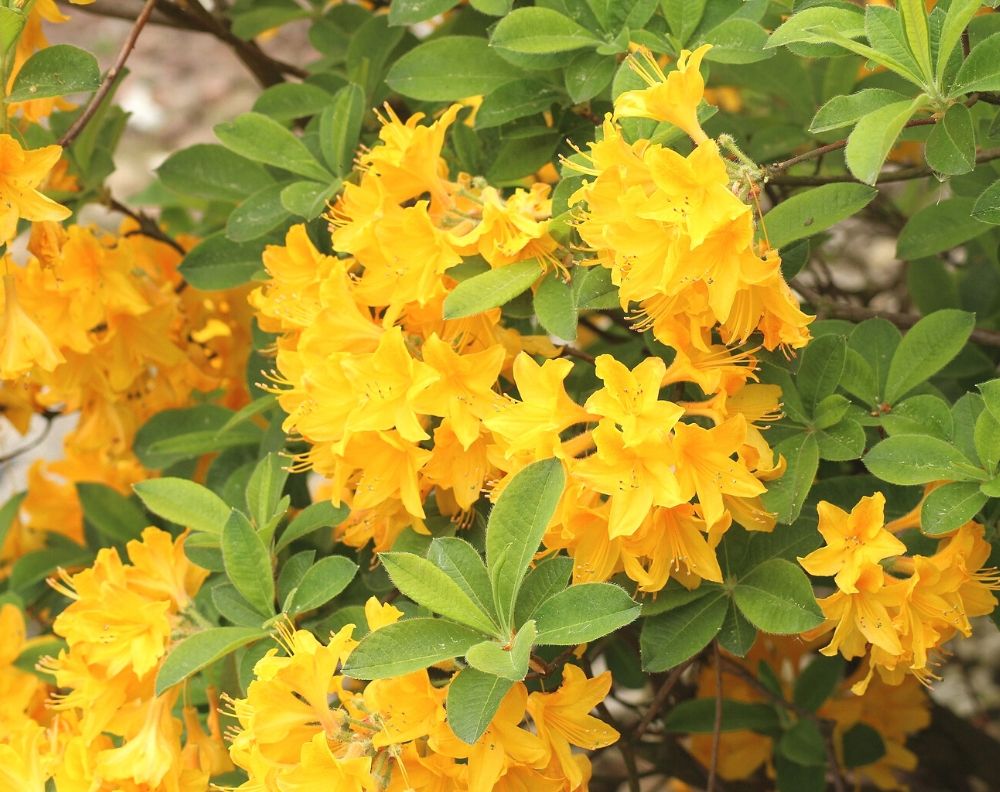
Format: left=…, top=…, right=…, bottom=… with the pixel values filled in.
left=707, top=642, right=723, bottom=792
left=107, top=197, right=186, bottom=256
left=75, top=0, right=193, bottom=29
left=770, top=147, right=1000, bottom=186
left=632, top=656, right=698, bottom=740
left=58, top=0, right=158, bottom=148
left=793, top=281, right=1000, bottom=349
left=559, top=346, right=597, bottom=365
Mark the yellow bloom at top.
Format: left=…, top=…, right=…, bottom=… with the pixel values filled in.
left=584, top=354, right=683, bottom=446
left=0, top=134, right=71, bottom=242
left=614, top=44, right=713, bottom=144
left=798, top=493, right=906, bottom=594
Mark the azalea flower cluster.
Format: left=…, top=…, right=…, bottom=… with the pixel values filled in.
left=799, top=492, right=999, bottom=693
left=254, top=46, right=809, bottom=596
left=0, top=528, right=230, bottom=791
left=227, top=602, right=617, bottom=792
left=0, top=137, right=252, bottom=574
left=686, top=635, right=931, bottom=790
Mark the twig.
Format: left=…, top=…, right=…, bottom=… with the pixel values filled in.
left=793, top=281, right=1000, bottom=349
left=718, top=657, right=847, bottom=792
left=767, top=117, right=939, bottom=175
left=559, top=346, right=597, bottom=365
left=707, top=642, right=723, bottom=792
left=59, top=0, right=158, bottom=148
left=633, top=656, right=698, bottom=740
left=107, top=197, right=186, bottom=256
left=75, top=0, right=191, bottom=29
left=770, top=147, right=1000, bottom=186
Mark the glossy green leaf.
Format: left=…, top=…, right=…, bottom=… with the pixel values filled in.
left=343, top=618, right=483, bottom=679
left=221, top=510, right=274, bottom=616
left=443, top=259, right=542, bottom=319
left=764, top=184, right=877, bottom=251
left=884, top=309, right=975, bottom=403
left=76, top=483, right=147, bottom=544
left=533, top=583, right=639, bottom=645
left=155, top=627, right=265, bottom=695
left=845, top=96, right=929, bottom=185
left=863, top=434, right=982, bottom=484
left=215, top=112, right=332, bottom=181
left=925, top=102, right=975, bottom=176
left=641, top=592, right=728, bottom=672
left=287, top=556, right=358, bottom=614
left=387, top=36, right=519, bottom=101
left=7, top=44, right=100, bottom=102
left=133, top=478, right=230, bottom=535
left=490, top=8, right=601, bottom=54
left=733, top=559, right=823, bottom=634
left=446, top=667, right=514, bottom=744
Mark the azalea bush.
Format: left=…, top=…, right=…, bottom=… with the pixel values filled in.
left=3, top=0, right=1000, bottom=789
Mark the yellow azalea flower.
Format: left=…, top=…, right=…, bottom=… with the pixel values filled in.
left=124, top=527, right=209, bottom=611
left=414, top=334, right=506, bottom=449
left=799, top=493, right=907, bottom=594
left=364, top=595, right=404, bottom=632
left=0, top=134, right=71, bottom=241
left=621, top=504, right=725, bottom=592
left=181, top=687, right=233, bottom=776
left=0, top=720, right=53, bottom=791
left=928, top=521, right=1000, bottom=620
left=96, top=690, right=183, bottom=787
left=340, top=326, right=439, bottom=443
left=432, top=683, right=547, bottom=792
left=813, top=563, right=906, bottom=661
left=332, top=430, right=432, bottom=518
left=484, top=353, right=592, bottom=460
left=614, top=44, right=713, bottom=144
left=573, top=421, right=685, bottom=538
left=526, top=665, right=619, bottom=788
left=424, top=421, right=492, bottom=510
left=364, top=670, right=447, bottom=748
left=584, top=354, right=684, bottom=446
left=1, top=272, right=65, bottom=378
left=671, top=415, right=765, bottom=528
left=279, top=732, right=374, bottom=792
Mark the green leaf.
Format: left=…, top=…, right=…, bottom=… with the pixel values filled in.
left=276, top=501, right=349, bottom=552
left=155, top=627, right=265, bottom=695
left=221, top=510, right=274, bottom=616
left=810, top=89, right=909, bottom=133
left=246, top=453, right=290, bottom=532
left=882, top=395, right=954, bottom=440
left=386, top=36, right=519, bottom=101
left=514, top=555, right=573, bottom=626
left=10, top=542, right=93, bottom=595
left=842, top=722, right=887, bottom=768
left=443, top=259, right=542, bottom=319
left=761, top=434, right=820, bottom=524
left=446, top=667, right=514, bottom=744
left=718, top=601, right=757, bottom=658
left=476, top=80, right=562, bottom=129
left=320, top=83, right=365, bottom=176
left=252, top=82, right=334, bottom=122
left=533, top=273, right=577, bottom=341
left=281, top=181, right=339, bottom=220
left=180, top=233, right=264, bottom=290
left=921, top=481, right=987, bottom=536
left=0, top=9, right=26, bottom=56
left=897, top=197, right=991, bottom=259
left=863, top=434, right=982, bottom=484
left=847, top=318, right=901, bottom=405
left=797, top=333, right=846, bottom=415
left=427, top=538, right=497, bottom=623
left=135, top=405, right=263, bottom=469
left=641, top=592, right=728, bottom=672
left=226, top=183, right=292, bottom=242
left=212, top=582, right=266, bottom=627
left=490, top=7, right=601, bottom=54
left=486, top=458, right=566, bottom=630
left=733, top=559, right=823, bottom=634
left=971, top=179, right=1000, bottom=225
left=76, top=483, right=147, bottom=544
left=703, top=19, right=771, bottom=65
left=287, top=556, right=358, bottom=614
left=533, top=583, right=639, bottom=645
left=380, top=552, right=497, bottom=634
left=573, top=266, right=619, bottom=309
left=764, top=184, right=877, bottom=251
left=817, top=419, right=866, bottom=462
left=388, top=0, right=458, bottom=26
left=765, top=7, right=864, bottom=50
left=0, top=493, right=25, bottom=554
left=896, top=0, right=934, bottom=84
left=7, top=44, right=100, bottom=102
left=215, top=112, right=332, bottom=181
left=949, top=32, right=1000, bottom=97
left=925, top=102, right=976, bottom=175
left=975, top=407, right=1000, bottom=473
left=776, top=754, right=825, bottom=792
left=134, top=478, right=230, bottom=536
left=813, top=394, right=850, bottom=431
left=780, top=719, right=826, bottom=766
left=662, top=698, right=780, bottom=734
left=845, top=96, right=929, bottom=185
left=343, top=618, right=483, bottom=679
left=465, top=621, right=535, bottom=681
left=564, top=51, right=616, bottom=103
left=793, top=655, right=843, bottom=711
left=884, top=309, right=975, bottom=403
left=662, top=0, right=706, bottom=47
left=158, top=144, right=273, bottom=203
left=935, top=0, right=982, bottom=86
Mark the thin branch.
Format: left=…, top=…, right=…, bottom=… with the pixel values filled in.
left=793, top=281, right=1000, bottom=349
left=59, top=0, right=158, bottom=147
left=559, top=346, right=597, bottom=365
left=107, top=197, right=186, bottom=256
left=75, top=0, right=192, bottom=29
left=770, top=147, right=1000, bottom=186
left=633, top=656, right=698, bottom=740
left=707, top=642, right=723, bottom=792
left=0, top=413, right=56, bottom=465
